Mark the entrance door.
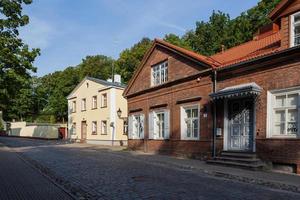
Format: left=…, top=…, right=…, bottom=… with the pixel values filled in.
left=81, top=121, right=87, bottom=141
left=228, top=98, right=254, bottom=151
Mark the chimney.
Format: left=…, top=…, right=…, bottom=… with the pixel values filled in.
left=114, top=74, right=121, bottom=84
left=221, top=45, right=225, bottom=53
left=107, top=78, right=112, bottom=82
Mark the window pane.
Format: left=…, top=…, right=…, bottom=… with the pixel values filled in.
left=275, top=95, right=285, bottom=107
left=287, top=94, right=298, bottom=106
left=274, top=123, right=285, bottom=135
left=186, top=109, right=191, bottom=118
left=187, top=120, right=191, bottom=137
left=295, top=14, right=300, bottom=22
left=192, top=109, right=198, bottom=118
left=288, top=109, right=297, bottom=122
left=287, top=122, right=297, bottom=134
left=193, top=119, right=198, bottom=138
left=275, top=110, right=285, bottom=122
left=295, top=25, right=300, bottom=46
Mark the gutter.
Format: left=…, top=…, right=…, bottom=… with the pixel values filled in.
left=212, top=70, right=217, bottom=158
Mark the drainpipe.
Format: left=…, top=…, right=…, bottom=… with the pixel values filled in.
left=212, top=70, right=217, bottom=158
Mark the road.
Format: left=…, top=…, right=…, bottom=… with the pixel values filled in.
left=0, top=141, right=73, bottom=200
left=0, top=137, right=299, bottom=200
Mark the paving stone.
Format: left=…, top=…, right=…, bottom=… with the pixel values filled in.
left=0, top=137, right=300, bottom=200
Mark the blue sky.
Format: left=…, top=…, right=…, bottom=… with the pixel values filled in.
left=20, top=0, right=259, bottom=76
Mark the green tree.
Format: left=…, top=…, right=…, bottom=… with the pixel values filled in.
left=184, top=0, right=281, bottom=55
left=163, top=33, right=192, bottom=50
left=115, top=38, right=152, bottom=83
left=78, top=55, right=114, bottom=80
left=0, top=0, right=40, bottom=120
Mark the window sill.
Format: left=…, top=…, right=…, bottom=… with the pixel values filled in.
left=151, top=138, right=169, bottom=140
left=101, top=133, right=108, bottom=135
left=267, top=135, right=299, bottom=139
left=150, top=81, right=169, bottom=88
left=81, top=110, right=86, bottom=112
left=91, top=108, right=97, bottom=110
left=101, top=106, right=107, bottom=108
left=91, top=133, right=97, bottom=135
left=181, top=138, right=200, bottom=141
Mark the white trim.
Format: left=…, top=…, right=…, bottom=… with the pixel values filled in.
left=180, top=104, right=200, bottom=141
left=151, top=61, right=168, bottom=86
left=150, top=109, right=170, bottom=140
left=290, top=11, right=300, bottom=47
left=129, top=113, right=145, bottom=139
left=267, top=86, right=300, bottom=138
left=223, top=98, right=256, bottom=152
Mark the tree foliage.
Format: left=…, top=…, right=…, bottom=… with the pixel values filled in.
left=2, top=0, right=282, bottom=123
left=0, top=0, right=40, bottom=120
left=115, top=37, right=152, bottom=83
left=184, top=0, right=281, bottom=55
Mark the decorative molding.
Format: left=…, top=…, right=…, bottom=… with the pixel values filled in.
left=129, top=108, right=143, bottom=113
left=176, top=96, right=202, bottom=104
left=149, top=104, right=168, bottom=109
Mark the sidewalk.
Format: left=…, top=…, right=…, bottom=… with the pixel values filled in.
left=65, top=143, right=300, bottom=193
left=121, top=150, right=300, bottom=193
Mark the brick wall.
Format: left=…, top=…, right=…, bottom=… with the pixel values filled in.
left=127, top=45, right=214, bottom=157
left=217, top=54, right=300, bottom=172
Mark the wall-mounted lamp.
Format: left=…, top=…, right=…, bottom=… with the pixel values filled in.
left=117, top=108, right=127, bottom=121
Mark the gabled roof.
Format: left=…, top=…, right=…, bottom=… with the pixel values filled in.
left=210, top=31, right=281, bottom=68
left=86, top=76, right=126, bottom=88
left=67, top=76, right=126, bottom=99
left=123, top=39, right=219, bottom=97
left=269, top=0, right=292, bottom=21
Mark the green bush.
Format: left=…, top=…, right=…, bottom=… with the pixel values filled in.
left=0, top=120, right=4, bottom=131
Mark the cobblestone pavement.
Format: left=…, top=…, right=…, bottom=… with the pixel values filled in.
left=0, top=142, right=73, bottom=200
left=1, top=137, right=300, bottom=200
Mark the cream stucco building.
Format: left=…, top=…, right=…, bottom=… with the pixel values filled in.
left=67, top=76, right=128, bottom=146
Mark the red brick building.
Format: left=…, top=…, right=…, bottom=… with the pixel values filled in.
left=123, top=0, right=300, bottom=173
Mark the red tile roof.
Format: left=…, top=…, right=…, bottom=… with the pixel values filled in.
left=155, top=30, right=281, bottom=70
left=210, top=31, right=281, bottom=68
left=154, top=39, right=221, bottom=67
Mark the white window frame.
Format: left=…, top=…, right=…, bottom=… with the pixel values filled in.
left=92, top=96, right=97, bottom=109
left=101, top=93, right=107, bottom=108
left=151, top=61, right=168, bottom=86
left=72, top=101, right=76, bottom=113
left=81, top=98, right=86, bottom=111
left=149, top=110, right=170, bottom=140
left=92, top=121, right=97, bottom=135
left=290, top=11, right=300, bottom=47
left=180, top=104, right=200, bottom=140
left=72, top=123, right=76, bottom=135
left=129, top=114, right=144, bottom=139
left=101, top=120, right=107, bottom=135
left=267, top=87, right=300, bottom=138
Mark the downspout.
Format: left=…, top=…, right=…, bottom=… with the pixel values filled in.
left=212, top=70, right=217, bottom=158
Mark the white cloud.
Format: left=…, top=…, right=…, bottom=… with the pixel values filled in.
left=19, top=16, right=56, bottom=50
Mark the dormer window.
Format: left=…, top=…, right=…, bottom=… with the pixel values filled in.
left=151, top=61, right=168, bottom=86
left=291, top=11, right=300, bottom=47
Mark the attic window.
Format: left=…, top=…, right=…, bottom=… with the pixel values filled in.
left=291, top=11, right=300, bottom=47
left=151, top=61, right=168, bottom=86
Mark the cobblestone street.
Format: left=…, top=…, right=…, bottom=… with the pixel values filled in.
left=0, top=137, right=300, bottom=200
left=0, top=141, right=72, bottom=200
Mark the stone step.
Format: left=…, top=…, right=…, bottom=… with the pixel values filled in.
left=206, top=159, right=265, bottom=170
left=221, top=151, right=257, bottom=159
left=214, top=156, right=262, bottom=164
